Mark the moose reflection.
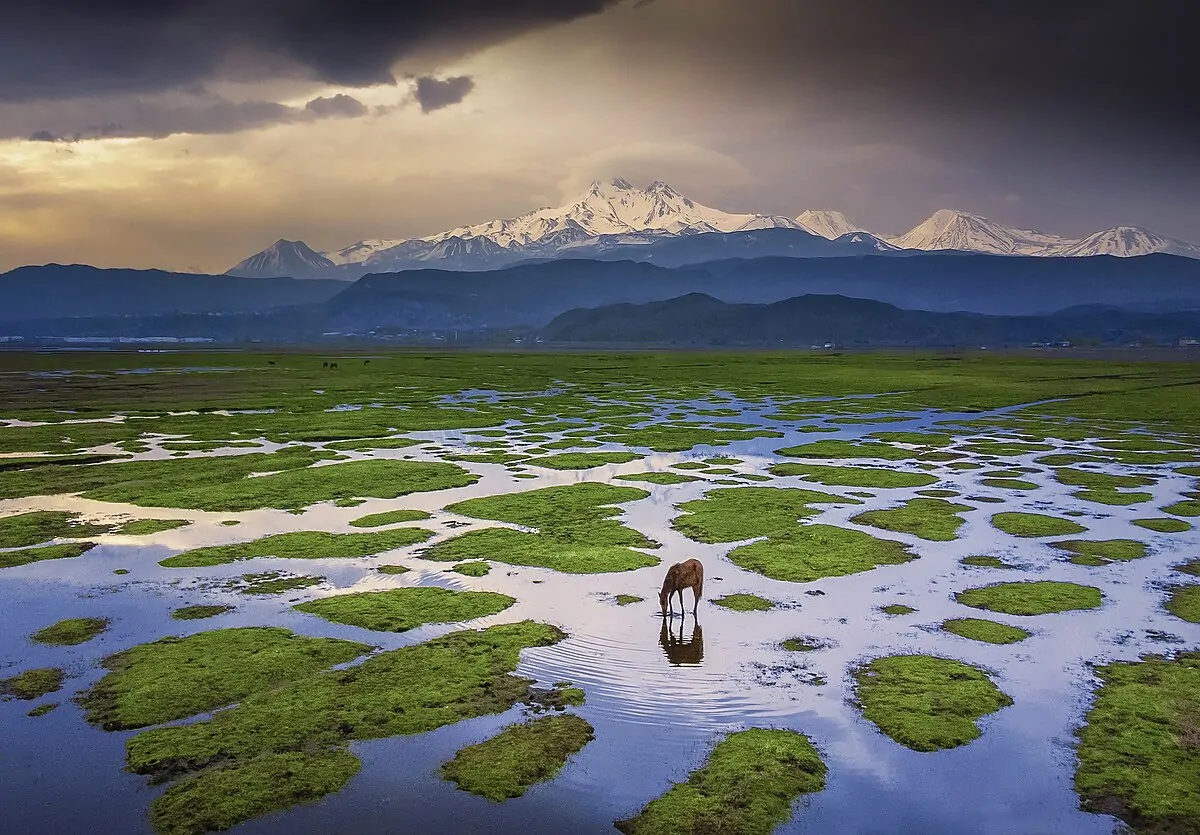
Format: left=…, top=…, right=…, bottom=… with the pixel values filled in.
left=659, top=617, right=704, bottom=666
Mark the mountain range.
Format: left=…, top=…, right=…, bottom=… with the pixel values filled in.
left=227, top=178, right=1200, bottom=278
left=542, top=293, right=1200, bottom=348
left=8, top=255, right=1200, bottom=346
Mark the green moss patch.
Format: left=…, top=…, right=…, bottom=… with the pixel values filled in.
left=150, top=749, right=362, bottom=835
left=1075, top=652, right=1200, bottom=833
left=116, top=519, right=192, bottom=535
left=1165, top=586, right=1200, bottom=623
left=725, top=526, right=916, bottom=583
left=0, top=541, right=98, bottom=569
left=956, top=580, right=1103, bottom=616
left=853, top=655, right=1013, bottom=751
left=1133, top=518, right=1192, bottom=533
left=446, top=452, right=527, bottom=465
left=123, top=621, right=565, bottom=834
left=672, top=487, right=854, bottom=543
left=879, top=604, right=916, bottom=615
left=958, top=441, right=1054, bottom=457
left=868, top=431, right=954, bottom=447
left=713, top=593, right=773, bottom=611
left=615, top=594, right=643, bottom=606
left=76, top=627, right=372, bottom=730
left=980, top=478, right=1038, bottom=490
left=425, top=483, right=658, bottom=574
left=917, top=488, right=960, bottom=497
left=295, top=587, right=514, bottom=633
left=31, top=617, right=109, bottom=646
left=1054, top=468, right=1154, bottom=490
left=1, top=667, right=65, bottom=700
left=991, top=512, right=1087, bottom=538
left=1074, top=489, right=1153, bottom=506
left=232, top=572, right=324, bottom=595
left=853, top=498, right=972, bottom=542
left=781, top=637, right=827, bottom=652
left=0, top=447, right=477, bottom=511
left=769, top=463, right=937, bottom=488
left=171, top=605, right=234, bottom=621
left=28, top=702, right=59, bottom=717
left=672, top=461, right=710, bottom=471
left=441, top=714, right=595, bottom=801
left=451, top=560, right=491, bottom=577
left=348, top=509, right=433, bottom=528
left=614, top=728, right=826, bottom=835
left=941, top=618, right=1031, bottom=645
left=161, top=528, right=433, bottom=568
left=615, top=472, right=701, bottom=485
left=1051, top=539, right=1148, bottom=566
left=526, top=452, right=641, bottom=470
left=0, top=509, right=113, bottom=547
left=960, top=555, right=1017, bottom=569
left=1164, top=500, right=1200, bottom=517
left=375, top=564, right=409, bottom=575
left=324, top=437, right=417, bottom=451
left=776, top=440, right=912, bottom=460
left=598, top=425, right=782, bottom=453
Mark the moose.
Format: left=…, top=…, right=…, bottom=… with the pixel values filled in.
left=659, top=558, right=703, bottom=617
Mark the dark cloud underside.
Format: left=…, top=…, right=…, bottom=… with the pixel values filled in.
left=0, top=1, right=620, bottom=101
left=413, top=76, right=476, bottom=113
left=616, top=0, right=1199, bottom=152
left=7, top=93, right=369, bottom=141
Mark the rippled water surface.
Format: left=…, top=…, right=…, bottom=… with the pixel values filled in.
left=2, top=394, right=1198, bottom=834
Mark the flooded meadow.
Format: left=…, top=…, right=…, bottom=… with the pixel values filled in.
left=1, top=352, right=1198, bottom=835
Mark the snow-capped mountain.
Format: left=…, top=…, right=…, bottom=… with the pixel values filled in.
left=326, top=239, right=406, bottom=266
left=888, top=210, right=1200, bottom=260
left=226, top=181, right=1200, bottom=278
left=795, top=210, right=862, bottom=240
left=888, top=209, right=1071, bottom=256
left=1050, top=226, right=1200, bottom=259
left=418, top=178, right=804, bottom=250
left=227, top=239, right=335, bottom=278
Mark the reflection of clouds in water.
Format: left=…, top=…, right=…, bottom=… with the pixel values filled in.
left=1, top=392, right=1198, bottom=833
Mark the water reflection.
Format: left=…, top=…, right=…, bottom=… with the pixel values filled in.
left=658, top=617, right=704, bottom=666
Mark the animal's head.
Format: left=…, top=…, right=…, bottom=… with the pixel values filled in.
left=659, top=588, right=670, bottom=616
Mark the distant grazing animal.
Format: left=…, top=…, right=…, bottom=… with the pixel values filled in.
left=659, top=618, right=704, bottom=666
left=267, top=360, right=275, bottom=366
left=330, top=362, right=338, bottom=370
left=659, top=558, right=703, bottom=617
left=322, top=361, right=329, bottom=369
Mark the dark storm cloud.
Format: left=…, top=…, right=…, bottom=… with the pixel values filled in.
left=9, top=93, right=369, bottom=141
left=413, top=76, right=476, bottom=113
left=305, top=94, right=368, bottom=118
left=0, top=1, right=620, bottom=102
left=657, top=0, right=1199, bottom=152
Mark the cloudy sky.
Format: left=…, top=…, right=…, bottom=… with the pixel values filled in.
left=1, top=0, right=1196, bottom=273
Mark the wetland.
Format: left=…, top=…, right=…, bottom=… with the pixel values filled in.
left=2, top=350, right=1199, bottom=834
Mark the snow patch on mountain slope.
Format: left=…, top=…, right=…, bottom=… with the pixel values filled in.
left=1051, top=226, right=1200, bottom=259
left=795, top=210, right=862, bottom=239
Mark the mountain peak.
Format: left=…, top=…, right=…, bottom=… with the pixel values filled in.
left=646, top=180, right=680, bottom=197
left=795, top=210, right=861, bottom=240
left=226, top=238, right=334, bottom=278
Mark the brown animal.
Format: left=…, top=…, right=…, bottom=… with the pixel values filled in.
left=659, top=558, right=703, bottom=617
